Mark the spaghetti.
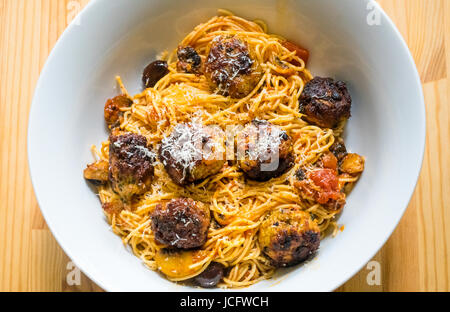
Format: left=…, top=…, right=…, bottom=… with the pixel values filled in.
left=87, top=13, right=363, bottom=288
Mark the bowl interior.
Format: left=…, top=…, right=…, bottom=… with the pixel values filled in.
left=28, top=0, right=424, bottom=291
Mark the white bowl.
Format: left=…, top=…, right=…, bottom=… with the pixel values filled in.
left=28, top=0, right=425, bottom=292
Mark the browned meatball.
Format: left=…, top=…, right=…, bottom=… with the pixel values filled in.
left=104, top=95, right=133, bottom=128
left=299, top=77, right=352, bottom=128
left=177, top=46, right=202, bottom=74
left=151, top=198, right=210, bottom=249
left=204, top=35, right=262, bottom=98
left=258, top=207, right=320, bottom=267
left=83, top=160, right=109, bottom=185
left=159, top=123, right=225, bottom=185
left=109, top=133, right=155, bottom=201
left=236, top=120, right=294, bottom=181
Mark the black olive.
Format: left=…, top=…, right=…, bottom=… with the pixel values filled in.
left=295, top=168, right=306, bottom=181
left=142, top=60, right=169, bottom=88
left=280, top=131, right=289, bottom=141
left=251, top=119, right=266, bottom=126
left=86, top=179, right=104, bottom=186
left=177, top=46, right=201, bottom=73
left=193, top=262, right=225, bottom=288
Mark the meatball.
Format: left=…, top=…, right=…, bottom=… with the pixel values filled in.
left=83, top=160, right=109, bottom=185
left=159, top=122, right=225, bottom=185
left=104, top=95, right=133, bottom=128
left=177, top=46, right=202, bottom=74
left=204, top=35, right=262, bottom=98
left=299, top=77, right=352, bottom=128
left=151, top=198, right=210, bottom=249
left=236, top=120, right=294, bottom=181
left=109, top=133, right=155, bottom=201
left=258, top=207, right=320, bottom=267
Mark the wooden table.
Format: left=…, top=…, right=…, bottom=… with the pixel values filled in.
left=0, top=0, right=448, bottom=292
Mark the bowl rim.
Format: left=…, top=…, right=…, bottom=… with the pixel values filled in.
left=27, top=0, right=426, bottom=292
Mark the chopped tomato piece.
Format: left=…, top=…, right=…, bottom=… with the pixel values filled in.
left=282, top=40, right=310, bottom=65
left=340, top=153, right=365, bottom=174
left=309, top=169, right=340, bottom=204
left=321, top=152, right=338, bottom=171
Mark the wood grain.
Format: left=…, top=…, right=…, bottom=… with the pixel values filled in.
left=338, top=0, right=450, bottom=292
left=0, top=0, right=448, bottom=292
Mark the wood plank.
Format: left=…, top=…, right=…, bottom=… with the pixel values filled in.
left=378, top=0, right=447, bottom=82
left=339, top=0, right=449, bottom=292
left=418, top=78, right=450, bottom=291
